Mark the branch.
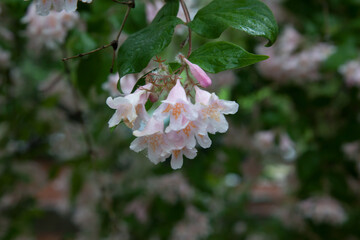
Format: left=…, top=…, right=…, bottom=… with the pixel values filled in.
left=179, top=0, right=192, bottom=57
left=62, top=43, right=112, bottom=61
left=62, top=52, right=95, bottom=159
left=110, top=4, right=132, bottom=72
left=62, top=0, right=134, bottom=73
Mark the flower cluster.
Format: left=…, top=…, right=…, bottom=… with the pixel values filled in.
left=339, top=59, right=360, bottom=87
left=106, top=55, right=239, bottom=169
left=34, top=0, right=92, bottom=16
left=256, top=26, right=335, bottom=83
left=297, top=196, right=347, bottom=225
left=22, top=3, right=79, bottom=51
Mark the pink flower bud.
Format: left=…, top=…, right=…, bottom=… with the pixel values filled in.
left=183, top=58, right=212, bottom=87
left=149, top=93, right=158, bottom=103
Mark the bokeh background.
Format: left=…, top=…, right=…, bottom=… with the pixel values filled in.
left=1, top=0, right=360, bottom=239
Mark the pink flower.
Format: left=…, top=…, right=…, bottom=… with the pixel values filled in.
left=22, top=3, right=79, bottom=51
left=195, top=86, right=239, bottom=134
left=130, top=117, right=170, bottom=164
left=339, top=60, right=360, bottom=87
left=102, top=73, right=121, bottom=97
left=106, top=84, right=152, bottom=128
left=154, top=80, right=198, bottom=132
left=170, top=147, right=197, bottom=169
left=35, top=0, right=64, bottom=15
left=166, top=121, right=211, bottom=150
left=120, top=74, right=138, bottom=94
left=183, top=58, right=212, bottom=87
left=35, top=0, right=92, bottom=16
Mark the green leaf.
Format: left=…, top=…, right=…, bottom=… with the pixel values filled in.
left=76, top=51, right=112, bottom=95
left=188, top=0, right=278, bottom=46
left=117, top=16, right=183, bottom=78
left=130, top=68, right=158, bottom=93
left=152, top=0, right=180, bottom=23
left=188, top=41, right=268, bottom=73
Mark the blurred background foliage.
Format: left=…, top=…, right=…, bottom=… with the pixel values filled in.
left=1, top=0, right=360, bottom=239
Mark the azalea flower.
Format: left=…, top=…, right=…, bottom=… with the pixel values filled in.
left=153, top=80, right=197, bottom=133
left=195, top=86, right=239, bottom=134
left=130, top=117, right=170, bottom=164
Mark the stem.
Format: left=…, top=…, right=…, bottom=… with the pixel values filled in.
left=62, top=43, right=112, bottom=61
left=62, top=0, right=134, bottom=71
left=179, top=0, right=192, bottom=57
left=62, top=50, right=95, bottom=159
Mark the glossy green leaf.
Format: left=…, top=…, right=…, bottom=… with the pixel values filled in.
left=188, top=0, right=278, bottom=46
left=117, top=16, right=182, bottom=78
left=188, top=41, right=268, bottom=73
left=152, top=0, right=179, bottom=23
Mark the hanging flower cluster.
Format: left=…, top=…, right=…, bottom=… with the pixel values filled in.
left=22, top=3, right=79, bottom=51
left=106, top=55, right=239, bottom=169
left=34, top=0, right=92, bottom=16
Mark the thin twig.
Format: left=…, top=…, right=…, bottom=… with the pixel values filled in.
left=179, top=0, right=192, bottom=57
left=62, top=43, right=112, bottom=61
left=62, top=51, right=95, bottom=159
left=110, top=4, right=132, bottom=72
left=62, top=0, right=134, bottom=69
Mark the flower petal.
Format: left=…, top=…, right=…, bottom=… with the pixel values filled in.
left=35, top=0, right=52, bottom=16
left=196, top=134, right=212, bottom=149
left=64, top=0, right=78, bottom=12
left=170, top=150, right=184, bottom=169
left=133, top=117, right=164, bottom=137
left=183, top=147, right=197, bottom=159
left=108, top=112, right=122, bottom=128
left=165, top=79, right=187, bottom=103
left=53, top=0, right=65, bottom=11
left=130, top=137, right=147, bottom=153
left=195, top=86, right=211, bottom=105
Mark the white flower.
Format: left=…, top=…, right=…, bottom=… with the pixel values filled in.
left=170, top=147, right=197, bottom=169
left=339, top=60, right=360, bottom=87
left=22, top=3, right=79, bottom=51
left=35, top=0, right=93, bottom=16
left=166, top=121, right=211, bottom=150
left=130, top=117, right=170, bottom=164
left=154, top=80, right=198, bottom=133
left=195, top=86, right=239, bottom=134
left=106, top=84, right=152, bottom=128
left=102, top=73, right=121, bottom=97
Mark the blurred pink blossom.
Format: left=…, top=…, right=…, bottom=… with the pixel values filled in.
left=102, top=73, right=121, bottom=97
left=256, top=26, right=335, bottom=82
left=22, top=3, right=79, bottom=52
left=171, top=205, right=210, bottom=240
left=298, top=196, right=347, bottom=225
left=34, top=0, right=92, bottom=16
left=339, top=60, right=360, bottom=87
left=147, top=173, right=194, bottom=204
